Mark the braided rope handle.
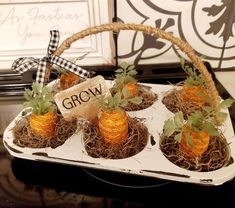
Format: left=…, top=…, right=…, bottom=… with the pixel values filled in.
left=47, top=22, right=220, bottom=110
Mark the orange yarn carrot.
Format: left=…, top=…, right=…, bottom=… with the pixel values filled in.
left=98, top=110, right=128, bottom=144
left=180, top=85, right=207, bottom=107
left=24, top=82, right=58, bottom=139
left=60, top=73, right=80, bottom=90
left=180, top=130, right=210, bottom=158
left=123, top=82, right=138, bottom=98
left=29, top=111, right=57, bottom=138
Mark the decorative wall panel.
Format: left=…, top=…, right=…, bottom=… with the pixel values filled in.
left=117, top=0, right=235, bottom=70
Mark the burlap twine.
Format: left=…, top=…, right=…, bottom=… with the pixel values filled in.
left=45, top=22, right=220, bottom=112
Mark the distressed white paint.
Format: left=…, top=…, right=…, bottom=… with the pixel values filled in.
left=3, top=82, right=235, bottom=185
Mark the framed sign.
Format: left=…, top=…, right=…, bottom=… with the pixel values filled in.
left=0, top=0, right=114, bottom=70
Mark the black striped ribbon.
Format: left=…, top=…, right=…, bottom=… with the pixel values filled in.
left=12, top=30, right=90, bottom=85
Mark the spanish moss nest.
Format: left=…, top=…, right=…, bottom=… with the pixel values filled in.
left=160, top=133, right=230, bottom=172
left=13, top=113, right=77, bottom=148
left=162, top=89, right=202, bottom=118
left=112, top=84, right=158, bottom=111
left=82, top=117, right=149, bottom=159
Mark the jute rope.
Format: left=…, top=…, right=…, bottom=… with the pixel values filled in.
left=47, top=22, right=220, bottom=110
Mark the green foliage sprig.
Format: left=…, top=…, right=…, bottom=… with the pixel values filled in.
left=98, top=87, right=142, bottom=112
left=180, top=58, right=205, bottom=87
left=114, top=62, right=138, bottom=90
left=24, top=82, right=55, bottom=115
left=163, top=98, right=234, bottom=146
left=214, top=98, right=235, bottom=124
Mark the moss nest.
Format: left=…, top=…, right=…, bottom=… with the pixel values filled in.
left=160, top=133, right=230, bottom=172
left=82, top=117, right=149, bottom=159
left=13, top=113, right=77, bottom=148
left=111, top=84, right=158, bottom=111
left=162, top=89, right=203, bottom=118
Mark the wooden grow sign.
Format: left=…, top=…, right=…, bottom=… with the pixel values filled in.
left=54, top=75, right=111, bottom=121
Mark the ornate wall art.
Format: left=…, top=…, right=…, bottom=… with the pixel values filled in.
left=117, top=0, right=235, bottom=70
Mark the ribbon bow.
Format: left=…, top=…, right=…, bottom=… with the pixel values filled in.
left=12, top=30, right=90, bottom=85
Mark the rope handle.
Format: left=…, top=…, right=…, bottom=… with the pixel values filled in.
left=46, top=22, right=220, bottom=110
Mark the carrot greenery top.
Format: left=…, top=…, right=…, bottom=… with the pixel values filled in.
left=163, top=98, right=234, bottom=145
left=180, top=58, right=205, bottom=87
left=114, top=62, right=138, bottom=89
left=98, top=88, right=142, bottom=112
left=24, top=82, right=55, bottom=115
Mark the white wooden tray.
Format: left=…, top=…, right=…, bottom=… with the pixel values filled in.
left=3, top=82, right=235, bottom=186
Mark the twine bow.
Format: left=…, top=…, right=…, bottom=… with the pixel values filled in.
left=12, top=30, right=90, bottom=85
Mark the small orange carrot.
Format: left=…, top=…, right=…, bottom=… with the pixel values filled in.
left=98, top=110, right=128, bottom=144
left=180, top=130, right=210, bottom=158
left=29, top=111, right=58, bottom=138
left=180, top=85, right=207, bottom=107
left=123, top=82, right=138, bottom=98
left=24, top=82, right=57, bottom=139
left=60, top=73, right=80, bottom=90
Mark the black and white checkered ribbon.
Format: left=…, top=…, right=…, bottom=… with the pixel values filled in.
left=12, top=30, right=90, bottom=85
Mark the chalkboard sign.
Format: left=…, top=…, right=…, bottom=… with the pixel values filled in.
left=0, top=0, right=114, bottom=69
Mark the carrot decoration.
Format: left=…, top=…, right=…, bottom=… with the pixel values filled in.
left=99, top=110, right=128, bottom=144
left=123, top=82, right=138, bottom=98
left=180, top=85, right=207, bottom=107
left=179, top=58, right=208, bottom=107
left=163, top=110, right=217, bottom=158
left=60, top=72, right=80, bottom=90
left=24, top=82, right=57, bottom=138
left=29, top=111, right=57, bottom=138
left=180, top=128, right=210, bottom=158
left=98, top=88, right=142, bottom=144
left=114, top=62, right=138, bottom=98
left=163, top=97, right=234, bottom=158
left=54, top=54, right=89, bottom=90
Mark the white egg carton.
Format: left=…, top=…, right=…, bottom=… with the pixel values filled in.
left=3, top=82, right=235, bottom=186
